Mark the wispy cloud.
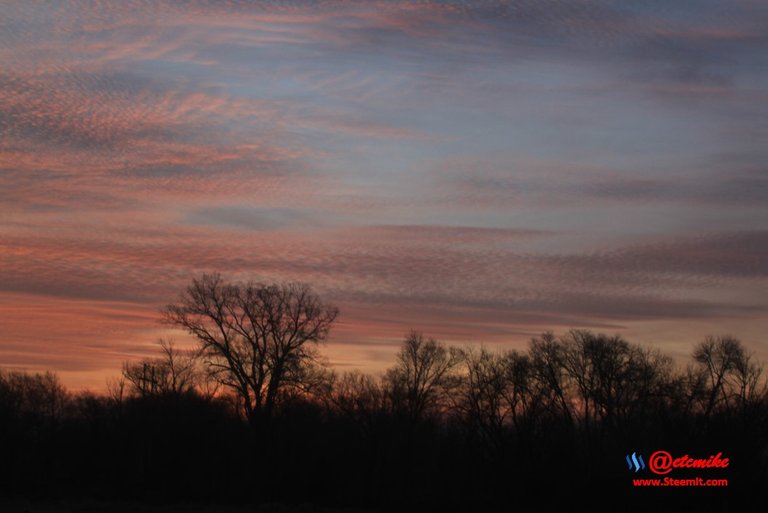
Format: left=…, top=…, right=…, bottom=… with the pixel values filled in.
left=2, top=0, right=767, bottom=389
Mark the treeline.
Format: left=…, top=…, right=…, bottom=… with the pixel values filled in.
left=1, top=276, right=767, bottom=511
left=1, top=331, right=766, bottom=511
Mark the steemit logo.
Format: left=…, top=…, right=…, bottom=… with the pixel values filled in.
left=626, top=452, right=646, bottom=472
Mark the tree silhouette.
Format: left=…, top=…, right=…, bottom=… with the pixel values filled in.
left=122, top=339, right=204, bottom=398
left=1, top=328, right=766, bottom=509
left=0, top=369, right=67, bottom=423
left=384, top=331, right=459, bottom=422
left=450, top=347, right=512, bottom=453
left=163, top=273, right=338, bottom=425
left=329, top=370, right=387, bottom=436
left=529, top=332, right=574, bottom=427
left=559, top=330, right=674, bottom=431
left=694, top=335, right=765, bottom=420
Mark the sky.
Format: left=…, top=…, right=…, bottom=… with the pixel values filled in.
left=1, top=1, right=767, bottom=390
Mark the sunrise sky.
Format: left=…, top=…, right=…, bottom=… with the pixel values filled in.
left=1, top=1, right=767, bottom=390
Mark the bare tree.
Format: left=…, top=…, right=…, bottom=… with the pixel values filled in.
left=529, top=332, right=574, bottom=426
left=449, top=348, right=550, bottom=455
left=731, top=350, right=765, bottom=413
left=693, top=335, right=765, bottom=419
left=163, top=273, right=338, bottom=425
left=559, top=330, right=674, bottom=431
left=106, top=376, right=126, bottom=407
left=694, top=336, right=745, bottom=419
left=451, top=347, right=511, bottom=451
left=122, top=339, right=202, bottom=398
left=502, top=350, right=554, bottom=437
left=330, top=370, right=388, bottom=436
left=0, top=369, right=67, bottom=422
left=384, top=331, right=459, bottom=422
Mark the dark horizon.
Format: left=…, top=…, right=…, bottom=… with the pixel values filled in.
left=1, top=324, right=764, bottom=511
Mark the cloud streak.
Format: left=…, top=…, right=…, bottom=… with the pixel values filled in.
left=2, top=1, right=767, bottom=389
